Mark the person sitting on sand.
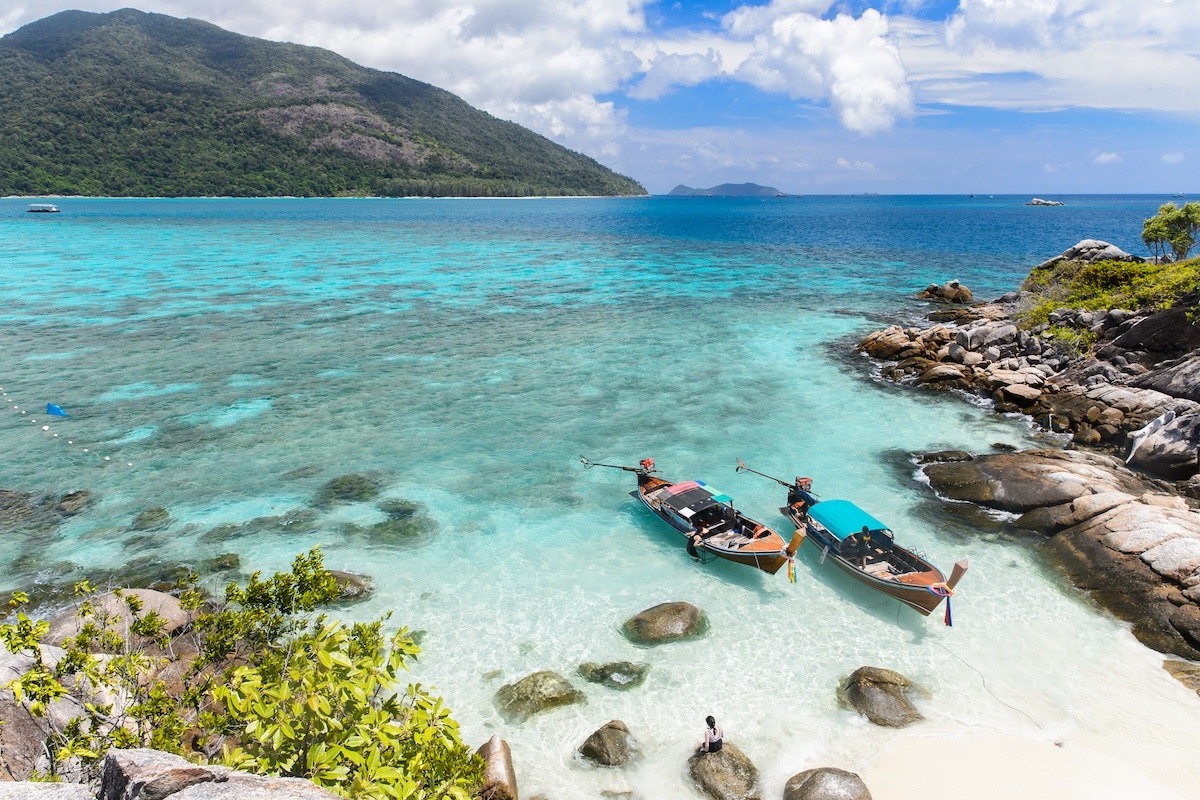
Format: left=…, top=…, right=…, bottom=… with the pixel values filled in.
left=697, top=715, right=723, bottom=753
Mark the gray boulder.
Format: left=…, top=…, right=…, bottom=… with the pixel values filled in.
left=99, top=747, right=339, bottom=799
left=687, top=742, right=761, bottom=800
left=622, top=602, right=708, bottom=645
left=100, top=747, right=229, bottom=799
left=840, top=666, right=923, bottom=728
left=44, top=589, right=189, bottom=648
left=1, top=645, right=50, bottom=781
left=578, top=719, right=636, bottom=767
left=922, top=449, right=1147, bottom=513
left=1128, top=412, right=1200, bottom=479
left=494, top=670, right=585, bottom=721
left=577, top=661, right=649, bottom=690
left=784, top=768, right=873, bottom=800
left=476, top=736, right=518, bottom=800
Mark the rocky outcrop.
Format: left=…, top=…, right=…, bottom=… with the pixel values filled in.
left=578, top=720, right=636, bottom=767
left=577, top=661, right=649, bottom=690
left=1035, top=239, right=1139, bottom=267
left=1027, top=198, right=1064, bottom=207
left=921, top=449, right=1200, bottom=659
left=494, top=671, right=585, bottom=721
left=476, top=736, right=518, bottom=800
left=783, top=768, right=873, bottom=800
left=621, top=602, right=708, bottom=645
left=838, top=667, right=923, bottom=728
left=858, top=293, right=1200, bottom=480
left=917, top=280, right=973, bottom=304
left=687, top=742, right=760, bottom=800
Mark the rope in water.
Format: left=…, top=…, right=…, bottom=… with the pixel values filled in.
left=1, top=385, right=134, bottom=468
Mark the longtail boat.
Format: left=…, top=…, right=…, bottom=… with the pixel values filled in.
left=581, top=456, right=803, bottom=575
left=736, top=459, right=968, bottom=618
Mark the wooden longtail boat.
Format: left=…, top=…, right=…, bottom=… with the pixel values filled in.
left=581, top=456, right=803, bottom=575
left=736, top=460, right=968, bottom=616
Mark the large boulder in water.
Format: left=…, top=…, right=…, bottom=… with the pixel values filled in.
left=784, top=767, right=873, bottom=800
left=839, top=666, right=924, bottom=728
left=922, top=449, right=1146, bottom=513
left=687, top=742, right=761, bottom=800
left=578, top=719, right=636, bottom=767
left=494, top=670, right=585, bottom=721
left=622, top=602, right=708, bottom=645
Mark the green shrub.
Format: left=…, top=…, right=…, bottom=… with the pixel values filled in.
left=0, top=548, right=483, bottom=798
left=1016, top=257, right=1200, bottom=328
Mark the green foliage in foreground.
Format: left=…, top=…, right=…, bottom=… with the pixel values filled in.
left=1017, top=256, right=1200, bottom=328
left=0, top=548, right=483, bottom=800
left=1142, top=202, right=1200, bottom=263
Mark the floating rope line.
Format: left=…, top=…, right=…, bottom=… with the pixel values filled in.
left=1, top=385, right=134, bottom=468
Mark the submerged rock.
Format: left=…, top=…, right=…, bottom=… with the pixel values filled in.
left=56, top=490, right=94, bottom=516
left=577, top=661, right=649, bottom=690
left=687, top=742, right=761, bottom=800
left=839, top=666, right=924, bottom=728
left=329, top=570, right=374, bottom=603
left=315, top=473, right=382, bottom=504
left=200, top=508, right=320, bottom=544
left=378, top=499, right=422, bottom=520
left=784, top=767, right=873, bottom=800
left=578, top=719, right=636, bottom=767
left=494, top=670, right=585, bottom=721
left=131, top=507, right=171, bottom=531
left=622, top=602, right=708, bottom=645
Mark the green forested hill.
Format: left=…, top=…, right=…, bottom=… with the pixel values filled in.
left=0, top=9, right=646, bottom=197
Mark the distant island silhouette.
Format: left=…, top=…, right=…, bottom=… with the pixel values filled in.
left=668, top=182, right=787, bottom=197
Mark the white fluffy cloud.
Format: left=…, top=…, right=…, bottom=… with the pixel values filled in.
left=901, top=0, right=1200, bottom=113
left=629, top=49, right=724, bottom=100
left=723, top=3, right=914, bottom=134
left=1093, top=151, right=1121, bottom=165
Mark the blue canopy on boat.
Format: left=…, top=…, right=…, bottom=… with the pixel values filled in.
left=807, top=499, right=889, bottom=541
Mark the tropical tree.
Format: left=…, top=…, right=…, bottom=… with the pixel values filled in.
left=1142, top=201, right=1200, bottom=262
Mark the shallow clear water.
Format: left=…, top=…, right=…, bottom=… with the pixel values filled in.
left=1, top=196, right=1197, bottom=798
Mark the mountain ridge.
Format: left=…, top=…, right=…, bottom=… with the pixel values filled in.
left=0, top=9, right=646, bottom=197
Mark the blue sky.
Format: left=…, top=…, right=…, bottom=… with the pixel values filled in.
left=3, top=0, right=1198, bottom=194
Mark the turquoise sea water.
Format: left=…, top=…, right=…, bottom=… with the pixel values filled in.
left=2, top=195, right=1198, bottom=798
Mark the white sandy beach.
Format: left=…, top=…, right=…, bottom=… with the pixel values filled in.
left=862, top=722, right=1200, bottom=800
